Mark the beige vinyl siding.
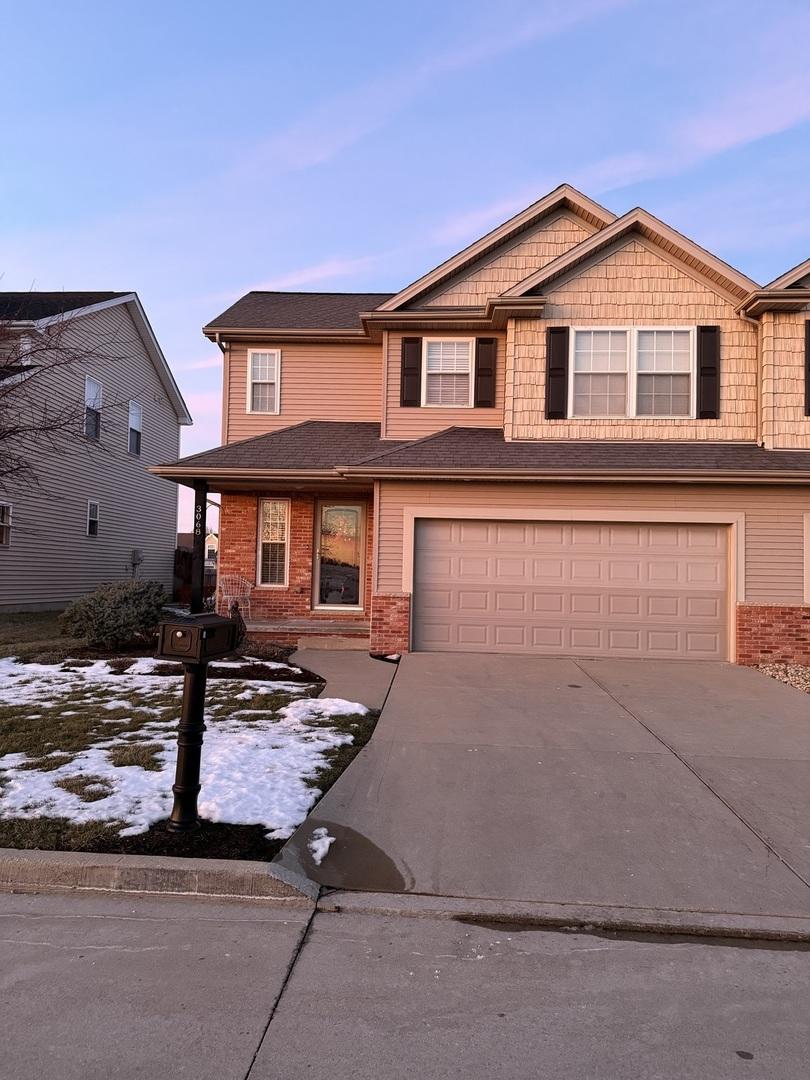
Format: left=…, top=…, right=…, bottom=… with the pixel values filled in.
left=225, top=341, right=382, bottom=443
left=506, top=238, right=759, bottom=441
left=422, top=212, right=596, bottom=306
left=375, top=480, right=809, bottom=605
left=761, top=310, right=810, bottom=448
left=384, top=332, right=506, bottom=440
left=0, top=303, right=181, bottom=610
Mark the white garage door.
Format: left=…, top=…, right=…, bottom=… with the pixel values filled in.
left=413, top=519, right=728, bottom=660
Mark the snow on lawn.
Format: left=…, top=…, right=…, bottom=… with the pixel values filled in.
left=0, top=656, right=368, bottom=839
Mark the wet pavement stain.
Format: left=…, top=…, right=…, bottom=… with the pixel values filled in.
left=276, top=819, right=414, bottom=892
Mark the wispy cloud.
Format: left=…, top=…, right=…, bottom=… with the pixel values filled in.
left=252, top=254, right=384, bottom=290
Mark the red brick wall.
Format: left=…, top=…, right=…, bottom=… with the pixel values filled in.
left=218, top=493, right=373, bottom=621
left=370, top=593, right=411, bottom=654
left=736, top=604, right=810, bottom=665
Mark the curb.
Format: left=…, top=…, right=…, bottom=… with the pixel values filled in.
left=318, top=890, right=810, bottom=943
left=0, top=848, right=318, bottom=907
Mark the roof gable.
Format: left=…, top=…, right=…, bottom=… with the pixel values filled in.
left=766, top=256, right=810, bottom=290
left=503, top=208, right=759, bottom=302
left=377, top=185, right=616, bottom=312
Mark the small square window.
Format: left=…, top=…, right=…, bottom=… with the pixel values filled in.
left=422, top=340, right=473, bottom=406
left=87, top=500, right=100, bottom=537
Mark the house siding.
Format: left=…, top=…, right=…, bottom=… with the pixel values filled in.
left=383, top=331, right=507, bottom=440
left=506, top=239, right=759, bottom=442
left=0, top=303, right=181, bottom=610
left=374, top=480, right=809, bottom=605
left=225, top=340, right=381, bottom=443
left=760, top=310, right=810, bottom=449
left=421, top=212, right=596, bottom=306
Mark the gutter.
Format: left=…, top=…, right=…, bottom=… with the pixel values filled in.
left=338, top=466, right=810, bottom=484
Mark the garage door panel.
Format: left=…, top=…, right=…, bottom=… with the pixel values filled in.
left=413, top=519, right=728, bottom=660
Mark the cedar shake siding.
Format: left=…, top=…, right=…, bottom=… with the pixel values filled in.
left=420, top=212, right=596, bottom=307
left=0, top=302, right=183, bottom=610
left=506, top=239, right=759, bottom=441
left=225, top=340, right=382, bottom=443
left=760, top=311, right=810, bottom=449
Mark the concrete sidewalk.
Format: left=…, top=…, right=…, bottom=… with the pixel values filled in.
left=291, top=649, right=396, bottom=711
left=276, top=654, right=810, bottom=920
left=3, top=888, right=809, bottom=1080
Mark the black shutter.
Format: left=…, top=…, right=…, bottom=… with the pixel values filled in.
left=545, top=327, right=569, bottom=419
left=474, top=338, right=497, bottom=407
left=805, top=321, right=810, bottom=416
left=400, top=337, right=422, bottom=407
left=696, top=325, right=720, bottom=419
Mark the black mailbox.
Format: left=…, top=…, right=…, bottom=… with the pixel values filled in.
left=157, top=614, right=238, bottom=664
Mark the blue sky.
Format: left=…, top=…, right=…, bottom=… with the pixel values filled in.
left=4, top=0, right=810, bottom=523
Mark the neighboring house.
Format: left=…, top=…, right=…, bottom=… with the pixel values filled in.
left=0, top=293, right=192, bottom=611
left=153, top=184, right=810, bottom=665
left=177, top=530, right=218, bottom=561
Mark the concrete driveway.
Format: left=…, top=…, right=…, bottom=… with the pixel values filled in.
left=277, top=655, right=810, bottom=918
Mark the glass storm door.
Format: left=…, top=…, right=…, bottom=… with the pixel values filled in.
left=314, top=503, right=364, bottom=608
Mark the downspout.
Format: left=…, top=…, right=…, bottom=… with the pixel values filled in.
left=737, top=309, right=764, bottom=447
left=214, top=332, right=229, bottom=445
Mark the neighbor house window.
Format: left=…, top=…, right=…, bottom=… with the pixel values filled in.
left=128, top=401, right=143, bottom=455
left=257, top=499, right=289, bottom=585
left=84, top=376, right=102, bottom=438
left=0, top=503, right=11, bottom=547
left=422, top=339, right=474, bottom=406
left=87, top=500, right=100, bottom=537
left=571, top=328, right=695, bottom=418
left=247, top=349, right=280, bottom=413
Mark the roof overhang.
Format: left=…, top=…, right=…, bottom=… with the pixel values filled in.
left=203, top=326, right=369, bottom=345
left=359, top=296, right=546, bottom=339
left=737, top=289, right=810, bottom=318
left=339, top=465, right=810, bottom=483
left=766, top=257, right=810, bottom=290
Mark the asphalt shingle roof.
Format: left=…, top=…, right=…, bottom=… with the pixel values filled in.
left=352, top=426, right=810, bottom=474
left=205, top=292, right=395, bottom=331
left=169, top=421, right=403, bottom=472
left=0, top=292, right=128, bottom=320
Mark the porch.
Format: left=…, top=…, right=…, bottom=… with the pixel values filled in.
left=245, top=616, right=370, bottom=650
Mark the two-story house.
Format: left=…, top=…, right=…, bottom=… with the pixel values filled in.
left=153, top=185, right=810, bottom=665
left=1, top=292, right=192, bottom=610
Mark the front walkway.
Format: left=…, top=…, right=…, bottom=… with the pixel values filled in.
left=277, top=654, right=810, bottom=918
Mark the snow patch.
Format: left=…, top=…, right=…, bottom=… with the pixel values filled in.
left=307, top=827, right=336, bottom=866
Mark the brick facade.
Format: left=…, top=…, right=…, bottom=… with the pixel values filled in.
left=736, top=604, right=810, bottom=665
left=218, top=492, right=373, bottom=623
left=369, top=592, right=411, bottom=654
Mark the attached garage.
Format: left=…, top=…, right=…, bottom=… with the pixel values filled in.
left=412, top=518, right=729, bottom=660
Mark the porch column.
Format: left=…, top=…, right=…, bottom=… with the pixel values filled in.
left=190, top=480, right=207, bottom=614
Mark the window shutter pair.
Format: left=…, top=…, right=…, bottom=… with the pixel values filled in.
left=543, top=325, right=722, bottom=420
left=400, top=337, right=497, bottom=408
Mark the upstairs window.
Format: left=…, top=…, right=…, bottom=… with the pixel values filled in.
left=128, top=401, right=143, bottom=455
left=84, top=376, right=102, bottom=438
left=0, top=503, right=11, bottom=547
left=247, top=349, right=280, bottom=414
left=87, top=500, right=100, bottom=537
left=422, top=339, right=473, bottom=407
left=570, top=328, right=695, bottom=418
left=258, top=499, right=288, bottom=585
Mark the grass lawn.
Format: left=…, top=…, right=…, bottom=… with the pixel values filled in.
left=0, top=629, right=377, bottom=861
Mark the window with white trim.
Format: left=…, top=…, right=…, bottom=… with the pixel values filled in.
left=422, top=339, right=473, bottom=407
left=571, top=328, right=695, bottom=418
left=85, top=376, right=102, bottom=438
left=247, top=350, right=280, bottom=413
left=87, top=500, right=100, bottom=537
left=128, top=401, right=143, bottom=455
left=258, top=499, right=288, bottom=585
left=0, top=503, right=11, bottom=547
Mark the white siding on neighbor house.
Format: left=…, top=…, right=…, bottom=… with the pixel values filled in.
left=0, top=302, right=182, bottom=610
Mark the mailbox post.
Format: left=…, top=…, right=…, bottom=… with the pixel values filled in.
left=156, top=614, right=238, bottom=832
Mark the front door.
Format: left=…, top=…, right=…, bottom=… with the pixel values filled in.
left=314, top=502, right=365, bottom=609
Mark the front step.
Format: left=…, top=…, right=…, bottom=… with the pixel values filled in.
left=245, top=618, right=370, bottom=652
